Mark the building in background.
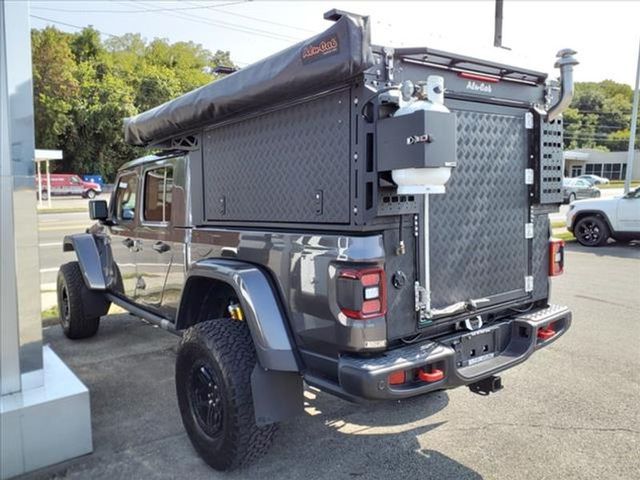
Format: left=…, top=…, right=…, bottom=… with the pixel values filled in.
left=564, top=149, right=640, bottom=181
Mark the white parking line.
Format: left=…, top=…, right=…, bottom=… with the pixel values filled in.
left=39, top=242, right=60, bottom=247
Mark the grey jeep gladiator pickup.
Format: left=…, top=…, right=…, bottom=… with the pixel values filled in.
left=57, top=9, right=575, bottom=471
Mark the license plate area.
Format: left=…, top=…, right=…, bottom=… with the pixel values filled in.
left=446, top=323, right=512, bottom=368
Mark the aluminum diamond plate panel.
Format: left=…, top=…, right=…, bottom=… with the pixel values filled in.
left=203, top=89, right=351, bottom=223
left=429, top=109, right=528, bottom=310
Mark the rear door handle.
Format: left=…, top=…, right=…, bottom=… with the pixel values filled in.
left=152, top=241, right=170, bottom=253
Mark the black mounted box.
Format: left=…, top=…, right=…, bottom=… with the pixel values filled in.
left=376, top=109, right=457, bottom=171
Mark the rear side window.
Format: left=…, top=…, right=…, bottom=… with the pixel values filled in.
left=143, top=166, right=173, bottom=223
left=114, top=172, right=139, bottom=221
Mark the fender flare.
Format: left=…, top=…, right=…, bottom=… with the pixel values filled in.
left=177, top=259, right=300, bottom=373
left=63, top=233, right=107, bottom=290
left=570, top=209, right=615, bottom=234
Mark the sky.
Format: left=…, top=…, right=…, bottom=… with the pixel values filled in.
left=26, top=0, right=640, bottom=87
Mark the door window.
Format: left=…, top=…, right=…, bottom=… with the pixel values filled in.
left=114, top=172, right=138, bottom=221
left=143, top=166, right=173, bottom=223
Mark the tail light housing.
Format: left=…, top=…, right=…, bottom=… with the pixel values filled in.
left=337, top=267, right=387, bottom=319
left=549, top=238, right=565, bottom=276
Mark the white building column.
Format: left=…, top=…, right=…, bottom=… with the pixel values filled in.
left=0, top=1, right=92, bottom=478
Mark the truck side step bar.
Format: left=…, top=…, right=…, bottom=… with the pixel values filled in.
left=105, top=293, right=180, bottom=336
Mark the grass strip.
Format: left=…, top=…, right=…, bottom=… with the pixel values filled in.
left=38, top=207, right=87, bottom=214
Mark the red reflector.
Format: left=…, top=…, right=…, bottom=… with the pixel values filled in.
left=537, top=326, right=556, bottom=340
left=458, top=71, right=500, bottom=83
left=361, top=272, right=380, bottom=287
left=361, top=299, right=382, bottom=315
left=388, top=371, right=406, bottom=385
left=418, top=368, right=444, bottom=383
left=549, top=238, right=565, bottom=276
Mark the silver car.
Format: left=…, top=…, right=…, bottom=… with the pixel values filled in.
left=563, top=177, right=600, bottom=203
left=578, top=174, right=610, bottom=185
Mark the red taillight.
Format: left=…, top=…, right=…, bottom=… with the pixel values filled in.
left=388, top=371, right=406, bottom=385
left=549, top=238, right=565, bottom=276
left=457, top=71, right=500, bottom=83
left=338, top=267, right=387, bottom=319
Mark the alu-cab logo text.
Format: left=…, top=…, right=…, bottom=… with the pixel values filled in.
left=302, top=36, right=339, bottom=64
left=466, top=80, right=492, bottom=93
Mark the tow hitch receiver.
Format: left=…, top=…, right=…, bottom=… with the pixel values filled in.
left=468, top=375, right=503, bottom=396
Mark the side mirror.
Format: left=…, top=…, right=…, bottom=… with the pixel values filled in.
left=89, top=200, right=109, bottom=221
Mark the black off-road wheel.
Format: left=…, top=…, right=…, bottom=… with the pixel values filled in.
left=175, top=318, right=277, bottom=471
left=575, top=215, right=610, bottom=247
left=57, top=261, right=110, bottom=339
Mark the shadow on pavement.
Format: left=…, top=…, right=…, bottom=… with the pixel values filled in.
left=30, top=315, right=482, bottom=480
left=565, top=240, right=640, bottom=259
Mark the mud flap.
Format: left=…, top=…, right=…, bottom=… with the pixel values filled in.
left=250, top=366, right=304, bottom=426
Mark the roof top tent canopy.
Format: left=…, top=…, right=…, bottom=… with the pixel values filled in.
left=123, top=9, right=374, bottom=147
left=35, top=148, right=63, bottom=208
left=123, top=8, right=552, bottom=150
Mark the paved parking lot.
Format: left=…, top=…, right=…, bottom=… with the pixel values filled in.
left=25, top=242, right=639, bottom=480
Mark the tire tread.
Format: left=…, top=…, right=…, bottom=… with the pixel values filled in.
left=177, top=319, right=277, bottom=470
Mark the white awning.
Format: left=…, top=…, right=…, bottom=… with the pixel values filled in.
left=563, top=150, right=590, bottom=161
left=34, top=149, right=63, bottom=161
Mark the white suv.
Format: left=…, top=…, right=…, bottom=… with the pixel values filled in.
left=566, top=187, right=640, bottom=246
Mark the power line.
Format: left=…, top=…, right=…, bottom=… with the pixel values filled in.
left=183, top=0, right=316, bottom=34
left=116, top=0, right=301, bottom=43
left=29, top=14, right=118, bottom=37
left=31, top=1, right=247, bottom=15
left=29, top=13, right=251, bottom=69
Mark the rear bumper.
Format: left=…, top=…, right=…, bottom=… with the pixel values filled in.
left=338, top=304, right=571, bottom=400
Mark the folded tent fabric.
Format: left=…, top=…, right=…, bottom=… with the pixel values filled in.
left=123, top=14, right=374, bottom=147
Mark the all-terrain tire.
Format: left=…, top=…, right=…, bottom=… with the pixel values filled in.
left=57, top=261, right=110, bottom=339
left=175, top=318, right=277, bottom=471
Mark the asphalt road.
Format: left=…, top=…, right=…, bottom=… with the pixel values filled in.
left=26, top=242, right=640, bottom=480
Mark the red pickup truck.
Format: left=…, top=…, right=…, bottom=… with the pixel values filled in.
left=37, top=174, right=102, bottom=200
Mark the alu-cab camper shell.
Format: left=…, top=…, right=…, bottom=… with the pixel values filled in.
left=59, top=9, right=575, bottom=470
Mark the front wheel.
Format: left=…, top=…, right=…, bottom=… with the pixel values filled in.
left=575, top=216, right=610, bottom=247
left=568, top=193, right=576, bottom=203
left=57, top=261, right=110, bottom=339
left=85, top=189, right=97, bottom=199
left=175, top=318, right=277, bottom=471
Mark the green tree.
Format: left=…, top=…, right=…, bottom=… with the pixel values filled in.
left=31, top=27, right=78, bottom=149
left=31, top=26, right=237, bottom=180
left=563, top=80, right=634, bottom=152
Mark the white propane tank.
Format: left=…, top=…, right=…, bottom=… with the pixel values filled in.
left=391, top=75, right=452, bottom=195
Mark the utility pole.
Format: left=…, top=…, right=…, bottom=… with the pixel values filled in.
left=625, top=39, right=640, bottom=193
left=494, top=0, right=504, bottom=48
